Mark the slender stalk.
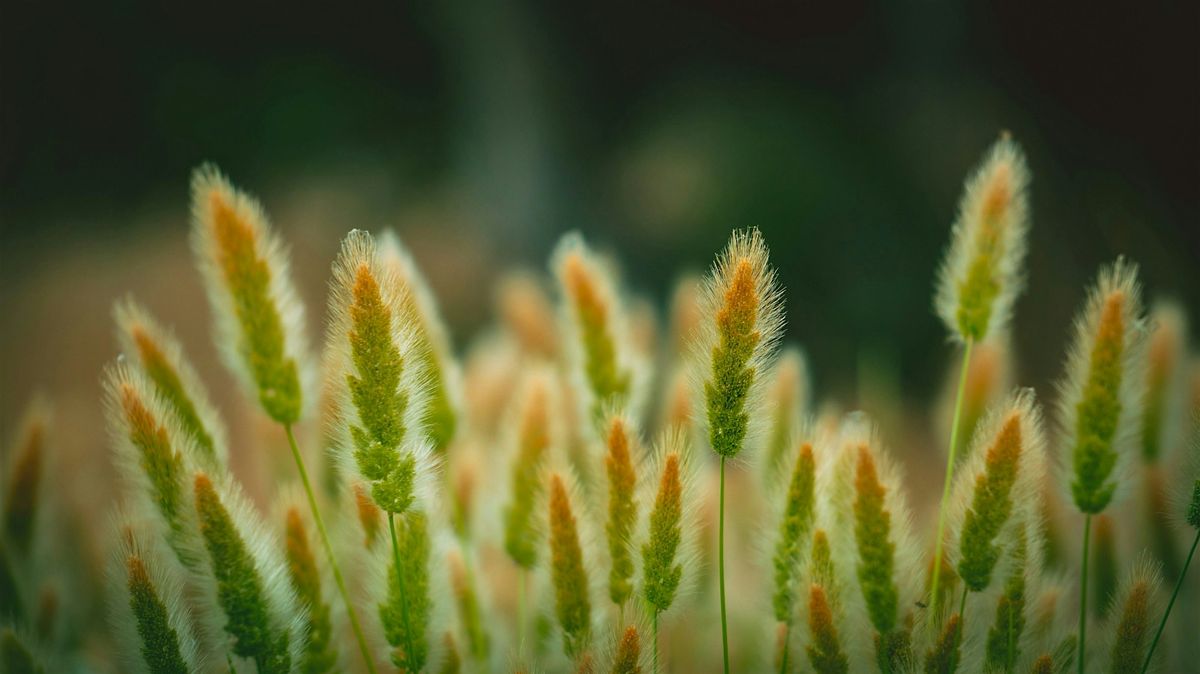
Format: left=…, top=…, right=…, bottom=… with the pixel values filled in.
left=957, top=588, right=968, bottom=644
left=284, top=425, right=377, bottom=674
left=517, top=569, right=526, bottom=658
left=719, top=456, right=730, bottom=674
left=779, top=622, right=790, bottom=674
left=930, top=340, right=974, bottom=617
left=653, top=608, right=660, bottom=674
left=388, top=512, right=415, bottom=673
left=1078, top=514, right=1092, bottom=674
left=1141, top=529, right=1199, bottom=673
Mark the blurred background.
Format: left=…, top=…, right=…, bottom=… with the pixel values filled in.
left=1, top=1, right=1197, bottom=466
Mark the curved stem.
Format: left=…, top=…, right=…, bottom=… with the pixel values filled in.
left=930, top=339, right=974, bottom=618
left=1078, top=514, right=1092, bottom=674
left=1141, top=529, right=1199, bottom=673
left=719, top=456, right=730, bottom=674
left=388, top=512, right=415, bottom=673
left=284, top=425, right=378, bottom=674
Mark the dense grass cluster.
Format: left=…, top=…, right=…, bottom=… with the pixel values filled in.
left=1, top=135, right=1198, bottom=674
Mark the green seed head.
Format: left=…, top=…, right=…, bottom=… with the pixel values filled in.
left=772, top=442, right=816, bottom=623
left=806, top=583, right=850, bottom=674
left=696, top=228, right=784, bottom=459
left=548, top=472, right=592, bottom=660
left=935, top=133, right=1030, bottom=343
left=283, top=507, right=337, bottom=674
left=956, top=409, right=1026, bottom=592
left=1059, top=258, right=1145, bottom=515
left=984, top=529, right=1028, bottom=672
left=504, top=373, right=553, bottom=569
left=852, top=444, right=900, bottom=634
left=1107, top=561, right=1162, bottom=673
left=922, top=613, right=962, bottom=674
left=603, top=416, right=639, bottom=607
left=641, top=431, right=693, bottom=615
left=610, top=626, right=642, bottom=674
left=190, top=164, right=309, bottom=425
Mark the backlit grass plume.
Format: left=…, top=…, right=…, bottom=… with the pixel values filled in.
left=930, top=135, right=1031, bottom=619
left=503, top=370, right=555, bottom=570
left=1054, top=259, right=1146, bottom=673
left=114, top=297, right=228, bottom=468
left=108, top=518, right=202, bottom=674
left=377, top=230, right=462, bottom=453
left=2, top=398, right=48, bottom=557
left=190, top=163, right=311, bottom=425
left=548, top=470, right=593, bottom=663
left=805, top=530, right=850, bottom=674
left=553, top=232, right=637, bottom=425
left=603, top=415, right=639, bottom=609
left=610, top=625, right=642, bottom=674
left=761, top=348, right=810, bottom=480
left=948, top=389, right=1045, bottom=625
left=282, top=503, right=338, bottom=674
left=192, top=471, right=303, bottom=674
left=982, top=525, right=1034, bottom=674
left=103, top=363, right=201, bottom=567
left=770, top=440, right=816, bottom=672
left=1104, top=559, right=1161, bottom=674
left=692, top=227, right=784, bottom=674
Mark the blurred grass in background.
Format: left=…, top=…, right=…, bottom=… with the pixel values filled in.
left=1, top=0, right=1196, bottom=446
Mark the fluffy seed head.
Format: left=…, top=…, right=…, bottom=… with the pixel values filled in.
left=497, top=270, right=560, bottom=359
left=192, top=471, right=302, bottom=674
left=922, top=613, right=962, bottom=674
left=3, top=398, right=48, bottom=556
left=640, top=430, right=697, bottom=615
left=283, top=506, right=337, bottom=674
left=1058, top=258, right=1146, bottom=515
left=806, top=582, right=850, bottom=674
left=603, top=415, right=639, bottom=607
left=447, top=548, right=489, bottom=662
left=327, top=230, right=435, bottom=516
left=694, top=227, right=785, bottom=459
left=761, top=347, right=810, bottom=477
left=553, top=233, right=637, bottom=425
left=108, top=518, right=203, bottom=674
left=935, top=134, right=1030, bottom=343
left=114, top=297, right=228, bottom=468
left=503, top=370, right=555, bottom=569
left=548, top=472, right=592, bottom=660
left=610, top=625, right=641, bottom=674
left=1106, top=558, right=1162, bottom=673
left=377, top=230, right=462, bottom=453
left=190, top=163, right=311, bottom=424
left=772, top=441, right=817, bottom=623
left=951, top=388, right=1046, bottom=592
left=1139, top=300, right=1188, bottom=463
left=983, top=527, right=1030, bottom=672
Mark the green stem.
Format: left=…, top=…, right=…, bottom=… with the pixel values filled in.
left=388, top=512, right=415, bottom=673
left=284, top=425, right=377, bottom=674
left=930, top=339, right=974, bottom=619
left=1141, top=528, right=1199, bottom=674
left=1078, top=514, right=1092, bottom=674
left=719, top=456, right=730, bottom=674
left=517, top=569, right=526, bottom=659
left=778, top=622, right=789, bottom=674
left=653, top=608, right=660, bottom=674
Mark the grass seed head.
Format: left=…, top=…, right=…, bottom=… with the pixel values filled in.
left=772, top=441, right=817, bottom=623
left=503, top=370, right=556, bottom=569
left=935, top=133, right=1030, bottom=343
left=548, top=471, right=593, bottom=660
left=610, top=625, right=641, bottom=674
left=761, top=347, right=810, bottom=478
left=190, top=163, right=311, bottom=424
left=2, top=398, right=48, bottom=556
left=806, top=582, right=851, bottom=674
left=603, top=415, right=639, bottom=607
left=983, top=527, right=1029, bottom=672
left=283, top=506, right=337, bottom=674
left=497, top=270, right=561, bottom=360
left=114, top=297, right=228, bottom=468
left=694, top=227, right=784, bottom=459
left=379, top=509, right=433, bottom=673
left=1105, top=558, right=1162, bottom=673
left=553, top=233, right=637, bottom=426
left=1139, top=300, right=1188, bottom=463
left=640, top=431, right=697, bottom=615
left=922, top=612, right=962, bottom=674
left=1058, top=258, right=1146, bottom=515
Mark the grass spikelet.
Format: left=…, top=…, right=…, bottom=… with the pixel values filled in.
left=327, top=229, right=433, bottom=517
left=504, top=371, right=555, bottom=570
left=761, top=348, right=810, bottom=479
left=380, top=509, right=432, bottom=673
left=548, top=471, right=593, bottom=661
left=497, top=270, right=561, bottom=359
left=1105, top=559, right=1161, bottom=673
left=114, top=297, right=228, bottom=467
left=640, top=431, right=697, bottom=618
left=695, top=227, right=784, bottom=460
left=283, top=505, right=338, bottom=674
left=2, top=399, right=48, bottom=556
left=377, top=230, right=462, bottom=453
left=951, top=389, right=1046, bottom=594
left=108, top=518, right=202, bottom=674
left=189, top=163, right=310, bottom=424
left=934, top=133, right=1030, bottom=344
left=103, top=364, right=200, bottom=566
left=1139, top=301, right=1187, bottom=464
left=192, top=471, right=301, bottom=674
left=603, top=415, right=639, bottom=608
left=1058, top=258, right=1146, bottom=516
left=440, top=631, right=462, bottom=674
left=610, top=625, right=642, bottom=674
left=1030, top=654, right=1054, bottom=674
left=553, top=233, right=636, bottom=424
left=448, top=547, right=489, bottom=662
left=806, top=581, right=850, bottom=674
